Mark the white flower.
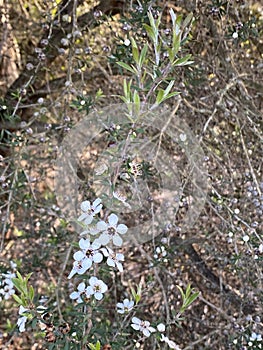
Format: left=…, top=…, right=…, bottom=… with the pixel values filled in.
left=243, top=235, right=249, bottom=242
left=250, top=332, right=262, bottom=342
left=154, top=246, right=167, bottom=260
left=0, top=272, right=16, bottom=300
left=74, top=238, right=103, bottom=265
left=70, top=282, right=89, bottom=303
left=17, top=306, right=29, bottom=332
left=232, top=32, right=238, bottom=39
left=101, top=247, right=124, bottom=272
left=131, top=317, right=156, bottom=337
left=67, top=258, right=91, bottom=279
left=86, top=276, right=108, bottom=300
left=157, top=323, right=166, bottom=332
left=96, top=213, right=128, bottom=247
left=116, top=298, right=134, bottom=314
left=78, top=198, right=102, bottom=225
left=124, top=39, right=131, bottom=46
left=160, top=334, right=181, bottom=349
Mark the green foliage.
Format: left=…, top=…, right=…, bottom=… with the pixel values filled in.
left=12, top=271, right=35, bottom=306
left=177, top=284, right=199, bottom=314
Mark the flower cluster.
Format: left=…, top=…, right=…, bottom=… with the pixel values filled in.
left=0, top=262, right=17, bottom=301
left=129, top=318, right=181, bottom=349
left=68, top=198, right=128, bottom=303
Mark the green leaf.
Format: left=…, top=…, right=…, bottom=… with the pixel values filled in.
left=131, top=37, right=139, bottom=64
left=88, top=341, right=101, bottom=350
left=172, top=32, right=182, bottom=56
left=29, top=285, right=34, bottom=302
left=182, top=12, right=193, bottom=29
left=12, top=278, right=26, bottom=295
left=143, top=24, right=155, bottom=42
left=148, top=11, right=156, bottom=31
left=173, top=54, right=193, bottom=66
left=163, top=80, right=175, bottom=97
left=12, top=294, right=24, bottom=305
left=185, top=292, right=199, bottom=307
left=162, top=91, right=180, bottom=101
left=139, top=44, right=148, bottom=68
left=133, top=90, right=140, bottom=115
left=117, top=62, right=136, bottom=74
left=156, top=89, right=165, bottom=104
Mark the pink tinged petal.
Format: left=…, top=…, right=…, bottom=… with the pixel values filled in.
left=73, top=251, right=85, bottom=261
left=98, top=233, right=110, bottom=246
left=117, top=224, right=128, bottom=234
left=79, top=238, right=90, bottom=250
left=97, top=221, right=108, bottom=231
left=94, top=292, right=103, bottom=300
left=81, top=201, right=91, bottom=211
left=108, top=213, right=118, bottom=226
left=93, top=252, right=103, bottom=263
left=113, top=234, right=123, bottom=247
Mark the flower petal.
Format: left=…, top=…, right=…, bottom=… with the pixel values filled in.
left=79, top=238, right=90, bottom=250
left=97, top=233, right=110, bottom=246
left=84, top=215, right=94, bottom=225
left=117, top=224, right=128, bottom=234
left=106, top=257, right=115, bottom=268
left=108, top=213, right=118, bottom=226
left=131, top=324, right=140, bottom=331
left=93, top=198, right=102, bottom=207
left=93, top=252, right=103, bottom=263
left=70, top=291, right=80, bottom=300
left=113, top=234, right=123, bottom=247
left=94, top=292, right=103, bottom=300
left=81, top=201, right=91, bottom=211
left=96, top=221, right=108, bottom=231
left=132, top=317, right=141, bottom=325
left=73, top=251, right=85, bottom=261
left=77, top=282, right=86, bottom=292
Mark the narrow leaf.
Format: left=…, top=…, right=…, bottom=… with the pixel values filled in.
left=117, top=62, right=136, bottom=74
